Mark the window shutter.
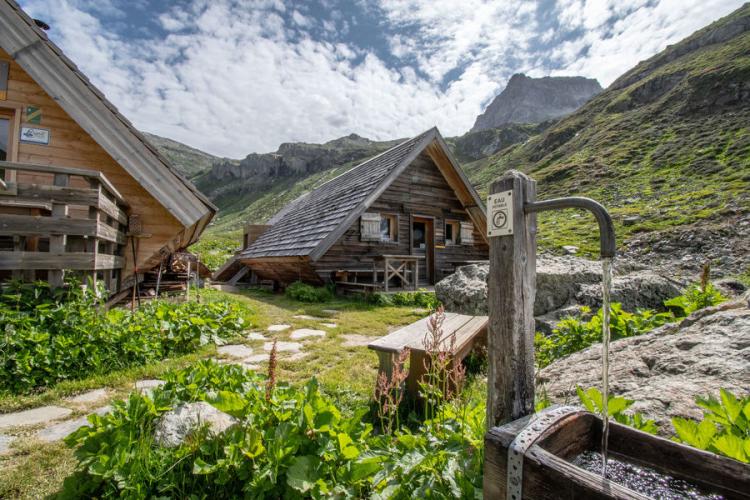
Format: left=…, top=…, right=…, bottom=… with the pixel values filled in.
left=360, top=213, right=381, bottom=241
left=460, top=221, right=474, bottom=245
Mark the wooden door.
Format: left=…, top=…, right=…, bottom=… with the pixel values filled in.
left=411, top=216, right=434, bottom=285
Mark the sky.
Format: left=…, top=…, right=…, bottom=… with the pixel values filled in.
left=18, top=0, right=744, bottom=158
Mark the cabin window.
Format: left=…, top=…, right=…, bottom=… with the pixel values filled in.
left=380, top=214, right=398, bottom=242
left=460, top=221, right=474, bottom=245
left=412, top=220, right=426, bottom=249
left=0, top=116, right=8, bottom=161
left=445, top=220, right=461, bottom=245
left=360, top=212, right=381, bottom=242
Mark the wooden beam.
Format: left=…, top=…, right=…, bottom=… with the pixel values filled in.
left=0, top=251, right=123, bottom=270
left=0, top=213, right=97, bottom=236
left=14, top=182, right=100, bottom=205
left=486, top=170, right=537, bottom=429
left=48, top=173, right=68, bottom=287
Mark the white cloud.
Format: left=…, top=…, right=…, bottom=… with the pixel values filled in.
left=16, top=0, right=746, bottom=158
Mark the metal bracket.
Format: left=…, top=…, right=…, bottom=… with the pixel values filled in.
left=507, top=406, right=580, bottom=500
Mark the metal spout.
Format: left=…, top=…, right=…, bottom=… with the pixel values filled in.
left=524, top=197, right=616, bottom=259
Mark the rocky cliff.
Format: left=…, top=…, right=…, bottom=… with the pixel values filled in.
left=470, top=74, right=601, bottom=132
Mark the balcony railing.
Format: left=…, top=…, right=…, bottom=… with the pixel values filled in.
left=0, top=160, right=128, bottom=290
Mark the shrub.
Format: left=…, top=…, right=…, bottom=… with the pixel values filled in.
left=0, top=281, right=244, bottom=393
left=284, top=281, right=333, bottom=303
left=368, top=290, right=440, bottom=309
left=535, top=303, right=672, bottom=368
left=577, top=386, right=658, bottom=434
left=64, top=360, right=484, bottom=498
left=535, top=279, right=727, bottom=368
left=672, top=389, right=750, bottom=463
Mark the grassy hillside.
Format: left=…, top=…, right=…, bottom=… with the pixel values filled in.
left=144, top=132, right=234, bottom=179
left=464, top=5, right=750, bottom=260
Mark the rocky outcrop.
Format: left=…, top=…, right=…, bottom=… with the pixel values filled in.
left=435, top=256, right=681, bottom=329
left=196, top=134, right=400, bottom=200
left=449, top=122, right=552, bottom=163
left=154, top=402, right=237, bottom=447
left=470, top=74, right=601, bottom=133
left=537, top=298, right=750, bottom=435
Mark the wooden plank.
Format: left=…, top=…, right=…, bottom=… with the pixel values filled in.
left=0, top=160, right=126, bottom=205
left=487, top=170, right=537, bottom=429
left=95, top=254, right=124, bottom=270
left=0, top=251, right=93, bottom=270
left=0, top=213, right=97, bottom=236
left=13, top=182, right=100, bottom=205
left=368, top=312, right=471, bottom=353
left=48, top=173, right=68, bottom=287
left=96, top=220, right=125, bottom=244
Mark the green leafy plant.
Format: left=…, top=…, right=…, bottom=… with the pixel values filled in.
left=284, top=281, right=333, bottom=303
left=535, top=303, right=672, bottom=368
left=577, top=386, right=658, bottom=434
left=0, top=281, right=244, bottom=393
left=672, top=389, right=750, bottom=463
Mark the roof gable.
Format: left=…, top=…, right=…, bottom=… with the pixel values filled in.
left=0, top=0, right=216, bottom=232
left=241, top=127, right=487, bottom=261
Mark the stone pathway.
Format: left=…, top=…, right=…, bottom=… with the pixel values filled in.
left=244, top=353, right=270, bottom=364
left=36, top=406, right=111, bottom=442
left=246, top=331, right=266, bottom=341
left=321, top=309, right=339, bottom=315
left=217, top=344, right=254, bottom=358
left=292, top=314, right=318, bottom=320
left=321, top=323, right=338, bottom=329
left=0, top=405, right=72, bottom=430
left=65, top=388, right=109, bottom=405
left=289, top=328, right=326, bottom=340
left=267, top=324, right=291, bottom=332
left=264, top=341, right=302, bottom=353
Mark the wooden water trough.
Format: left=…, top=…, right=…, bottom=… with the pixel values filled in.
left=484, top=406, right=750, bottom=499
left=482, top=170, right=750, bottom=499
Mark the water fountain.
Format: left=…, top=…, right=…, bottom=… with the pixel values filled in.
left=482, top=170, right=749, bottom=499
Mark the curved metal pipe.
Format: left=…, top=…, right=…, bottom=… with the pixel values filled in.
left=524, top=197, right=616, bottom=259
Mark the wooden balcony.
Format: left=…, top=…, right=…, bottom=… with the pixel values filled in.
left=0, top=160, right=128, bottom=290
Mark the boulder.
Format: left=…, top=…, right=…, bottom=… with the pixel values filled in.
left=154, top=402, right=236, bottom=447
left=537, top=299, right=750, bottom=435
left=435, top=255, right=665, bottom=319
left=575, top=270, right=681, bottom=312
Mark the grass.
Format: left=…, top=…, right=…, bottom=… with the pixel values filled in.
left=0, top=287, right=425, bottom=498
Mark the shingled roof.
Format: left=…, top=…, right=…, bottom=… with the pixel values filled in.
left=241, top=127, right=485, bottom=261
left=0, top=0, right=216, bottom=239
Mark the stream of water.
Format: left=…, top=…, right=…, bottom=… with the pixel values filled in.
left=600, top=257, right=613, bottom=476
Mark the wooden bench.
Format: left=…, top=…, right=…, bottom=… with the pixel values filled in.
left=368, top=312, right=488, bottom=397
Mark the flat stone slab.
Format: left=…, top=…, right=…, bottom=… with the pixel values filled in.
left=267, top=324, right=291, bottom=332
left=0, top=406, right=72, bottom=430
left=0, top=435, right=12, bottom=454
left=293, top=314, right=318, bottom=320
left=240, top=363, right=261, bottom=371
left=65, top=388, right=109, bottom=404
left=244, top=353, right=270, bottom=363
left=321, top=323, right=337, bottom=328
left=264, top=341, right=302, bottom=353
left=246, top=332, right=266, bottom=341
left=36, top=406, right=111, bottom=442
left=135, top=379, right=165, bottom=390
left=217, top=344, right=254, bottom=358
left=285, top=352, right=309, bottom=362
left=289, top=328, right=326, bottom=340
left=321, top=309, right=339, bottom=315
left=341, top=334, right=380, bottom=347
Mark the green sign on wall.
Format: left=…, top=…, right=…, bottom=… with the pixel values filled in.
left=25, top=106, right=42, bottom=124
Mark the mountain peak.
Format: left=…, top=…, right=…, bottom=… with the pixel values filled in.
left=471, top=74, right=602, bottom=132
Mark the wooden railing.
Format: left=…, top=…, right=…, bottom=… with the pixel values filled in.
left=0, top=160, right=128, bottom=290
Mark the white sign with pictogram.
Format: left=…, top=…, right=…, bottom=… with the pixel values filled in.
left=487, top=190, right=514, bottom=237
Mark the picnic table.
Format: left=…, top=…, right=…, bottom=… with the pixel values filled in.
left=373, top=254, right=424, bottom=291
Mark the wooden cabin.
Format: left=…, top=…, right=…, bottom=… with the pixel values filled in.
left=0, top=0, right=216, bottom=293
left=236, top=128, right=488, bottom=290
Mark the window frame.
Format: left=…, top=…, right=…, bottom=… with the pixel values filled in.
left=0, top=98, right=22, bottom=184
left=444, top=219, right=461, bottom=246
left=379, top=213, right=399, bottom=243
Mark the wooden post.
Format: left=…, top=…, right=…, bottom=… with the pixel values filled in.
left=48, top=173, right=69, bottom=288
left=486, top=170, right=537, bottom=429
